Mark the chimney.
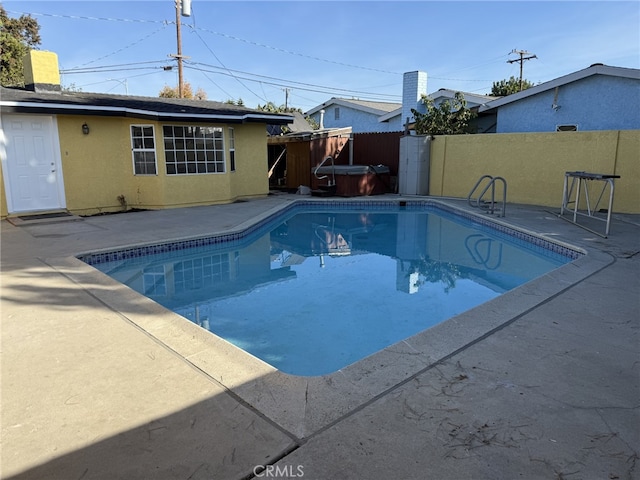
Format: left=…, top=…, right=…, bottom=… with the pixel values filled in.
left=23, top=50, right=62, bottom=93
left=401, top=71, right=427, bottom=132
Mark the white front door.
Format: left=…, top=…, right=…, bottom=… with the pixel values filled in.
left=1, top=114, right=66, bottom=213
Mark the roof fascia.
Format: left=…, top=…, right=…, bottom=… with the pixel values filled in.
left=479, top=65, right=640, bottom=112
left=268, top=126, right=352, bottom=143
left=378, top=107, right=401, bottom=122
left=0, top=100, right=294, bottom=124
left=305, top=98, right=396, bottom=116
left=428, top=89, right=498, bottom=104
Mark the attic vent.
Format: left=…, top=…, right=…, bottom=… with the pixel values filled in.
left=556, top=124, right=578, bottom=132
left=334, top=107, right=340, bottom=120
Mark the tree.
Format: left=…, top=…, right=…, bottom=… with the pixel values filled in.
left=158, top=82, right=207, bottom=100
left=256, top=101, right=302, bottom=114
left=62, top=82, right=83, bottom=92
left=1, top=6, right=41, bottom=87
left=491, top=76, right=534, bottom=96
left=411, top=92, right=477, bottom=135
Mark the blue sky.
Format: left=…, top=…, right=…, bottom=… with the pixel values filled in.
left=5, top=1, right=639, bottom=112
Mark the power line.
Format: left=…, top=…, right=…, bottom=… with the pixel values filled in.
left=71, top=25, right=168, bottom=69
left=11, top=9, right=402, bottom=76
left=183, top=63, right=401, bottom=101
left=6, top=10, right=165, bottom=25
left=62, top=66, right=164, bottom=75
left=187, top=24, right=402, bottom=76
left=60, top=61, right=170, bottom=74
left=14, top=8, right=516, bottom=90
left=189, top=27, right=266, bottom=102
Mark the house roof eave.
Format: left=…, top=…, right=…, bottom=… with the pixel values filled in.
left=0, top=88, right=294, bottom=125
left=267, top=126, right=352, bottom=144
left=378, top=108, right=401, bottom=122
left=305, top=97, right=401, bottom=116
left=0, top=100, right=293, bottom=124
left=479, top=64, right=640, bottom=112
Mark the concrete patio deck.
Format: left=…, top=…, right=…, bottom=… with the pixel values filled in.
left=1, top=194, right=638, bottom=480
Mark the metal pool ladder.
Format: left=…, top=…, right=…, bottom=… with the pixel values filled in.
left=312, top=155, right=337, bottom=196
left=467, top=175, right=507, bottom=217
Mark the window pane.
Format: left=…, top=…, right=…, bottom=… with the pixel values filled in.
left=163, top=124, right=226, bottom=175
left=228, top=128, right=235, bottom=149
left=131, top=125, right=156, bottom=175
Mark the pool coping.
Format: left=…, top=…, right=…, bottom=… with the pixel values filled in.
left=47, top=197, right=614, bottom=439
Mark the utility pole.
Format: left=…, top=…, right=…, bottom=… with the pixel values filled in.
left=170, top=0, right=191, bottom=98
left=283, top=88, right=290, bottom=110
left=507, top=49, right=537, bottom=91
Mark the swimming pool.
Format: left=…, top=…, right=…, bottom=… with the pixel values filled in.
left=82, top=201, right=578, bottom=376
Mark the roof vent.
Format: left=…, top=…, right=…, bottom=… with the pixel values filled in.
left=589, top=63, right=605, bottom=67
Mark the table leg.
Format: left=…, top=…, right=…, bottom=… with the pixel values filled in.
left=605, top=179, right=615, bottom=236
left=573, top=178, right=581, bottom=223
left=561, top=174, right=569, bottom=215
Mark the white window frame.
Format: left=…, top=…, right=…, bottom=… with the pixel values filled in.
left=228, top=127, right=236, bottom=172
left=163, top=125, right=226, bottom=175
left=130, top=124, right=157, bottom=175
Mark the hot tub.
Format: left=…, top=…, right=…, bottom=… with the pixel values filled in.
left=311, top=164, right=391, bottom=197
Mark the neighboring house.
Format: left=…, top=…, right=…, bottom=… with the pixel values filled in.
left=479, top=64, right=640, bottom=133
left=306, top=72, right=498, bottom=133
left=267, top=111, right=314, bottom=136
left=415, top=88, right=500, bottom=134
left=0, top=51, right=293, bottom=218
left=305, top=98, right=401, bottom=133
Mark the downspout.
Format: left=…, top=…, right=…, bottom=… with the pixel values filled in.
left=319, top=109, right=325, bottom=129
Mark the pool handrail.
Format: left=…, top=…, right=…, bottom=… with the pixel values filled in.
left=468, top=175, right=507, bottom=217
left=313, top=155, right=336, bottom=187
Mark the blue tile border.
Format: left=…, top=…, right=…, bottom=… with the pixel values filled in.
left=78, top=199, right=583, bottom=266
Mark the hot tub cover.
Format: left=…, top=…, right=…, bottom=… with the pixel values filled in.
left=313, top=164, right=390, bottom=175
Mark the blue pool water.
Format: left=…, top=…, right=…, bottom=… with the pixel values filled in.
left=87, top=203, right=575, bottom=376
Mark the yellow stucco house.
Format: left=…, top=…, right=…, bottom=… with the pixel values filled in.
left=0, top=51, right=293, bottom=219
